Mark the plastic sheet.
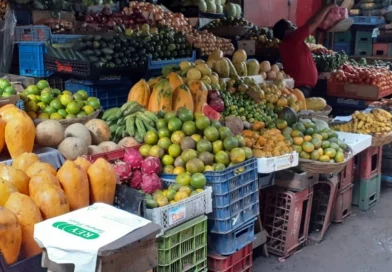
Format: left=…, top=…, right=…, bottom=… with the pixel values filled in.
left=319, top=7, right=348, bottom=31
left=0, top=5, right=16, bottom=73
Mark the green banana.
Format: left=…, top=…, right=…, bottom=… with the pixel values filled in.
left=120, top=101, right=136, bottom=114
left=124, top=103, right=142, bottom=116
left=142, top=120, right=157, bottom=132
left=135, top=118, right=146, bottom=138
left=136, top=112, right=153, bottom=125
left=106, top=108, right=121, bottom=121
left=134, top=131, right=143, bottom=143
left=117, top=116, right=126, bottom=126
left=102, top=107, right=120, bottom=120
left=143, top=111, right=159, bottom=122
left=109, top=124, right=118, bottom=134
left=115, top=125, right=125, bottom=139
left=126, top=116, right=136, bottom=136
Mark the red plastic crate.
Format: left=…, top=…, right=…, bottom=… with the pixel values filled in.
left=261, top=187, right=313, bottom=258
left=332, top=184, right=354, bottom=223
left=207, top=243, right=252, bottom=272
left=373, top=43, right=388, bottom=57
left=339, top=158, right=354, bottom=189
left=85, top=146, right=140, bottom=163
left=355, top=146, right=382, bottom=180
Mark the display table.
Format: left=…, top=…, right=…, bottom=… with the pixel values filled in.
left=0, top=147, right=65, bottom=169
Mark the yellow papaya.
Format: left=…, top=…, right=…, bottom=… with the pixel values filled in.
left=167, top=72, right=184, bottom=91
left=127, top=79, right=151, bottom=107
left=172, top=85, right=194, bottom=112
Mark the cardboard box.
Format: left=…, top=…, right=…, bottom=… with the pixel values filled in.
left=257, top=151, right=299, bottom=173
left=335, top=131, right=372, bottom=156
left=275, top=168, right=319, bottom=191
left=237, top=40, right=256, bottom=56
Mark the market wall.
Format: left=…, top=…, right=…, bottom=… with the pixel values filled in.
left=244, top=0, right=322, bottom=27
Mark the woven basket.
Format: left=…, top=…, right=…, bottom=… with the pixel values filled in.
left=33, top=110, right=101, bottom=128
left=371, top=132, right=392, bottom=147
left=299, top=147, right=353, bottom=174
left=298, top=105, right=332, bottom=119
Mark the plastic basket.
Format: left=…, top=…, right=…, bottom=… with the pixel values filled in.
left=332, top=183, right=353, bottom=223
left=207, top=217, right=256, bottom=255
left=0, top=253, right=45, bottom=272
left=207, top=243, right=252, bottom=272
left=148, top=51, right=196, bottom=70
left=145, top=181, right=212, bottom=236
left=155, top=215, right=207, bottom=272
left=14, top=25, right=51, bottom=43
left=65, top=79, right=132, bottom=110
left=352, top=173, right=380, bottom=211
left=51, top=34, right=83, bottom=44
left=351, top=16, right=385, bottom=26
left=333, top=42, right=351, bottom=55
left=355, top=146, right=382, bottom=180
left=18, top=43, right=53, bottom=77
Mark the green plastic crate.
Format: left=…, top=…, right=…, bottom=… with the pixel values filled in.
left=156, top=215, right=207, bottom=272
left=352, top=174, right=381, bottom=211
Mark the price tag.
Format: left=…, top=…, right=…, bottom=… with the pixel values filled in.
left=56, top=61, right=73, bottom=73
left=276, top=154, right=295, bottom=171
left=168, top=205, right=186, bottom=225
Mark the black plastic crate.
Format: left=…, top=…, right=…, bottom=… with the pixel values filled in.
left=114, top=184, right=145, bottom=216
left=258, top=172, right=275, bottom=189
left=0, top=253, right=45, bottom=272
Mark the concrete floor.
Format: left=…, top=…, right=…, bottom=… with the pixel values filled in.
left=253, top=187, right=392, bottom=272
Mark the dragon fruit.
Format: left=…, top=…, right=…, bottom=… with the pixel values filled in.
left=129, top=169, right=143, bottom=189
left=113, top=160, right=132, bottom=182
left=209, top=99, right=225, bottom=112
left=124, top=148, right=143, bottom=168
left=141, top=173, right=162, bottom=194
left=208, top=90, right=221, bottom=101
left=141, top=156, right=162, bottom=174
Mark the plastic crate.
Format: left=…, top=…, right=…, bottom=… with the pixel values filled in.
left=51, top=34, right=83, bottom=44
left=207, top=243, right=252, bottom=272
left=352, top=173, right=381, bottom=211
left=352, top=16, right=385, bottom=26
left=65, top=79, right=132, bottom=110
left=18, top=43, right=53, bottom=77
left=333, top=42, right=351, bottom=55
left=258, top=172, right=275, bottom=189
left=207, top=217, right=256, bottom=255
left=14, top=25, right=51, bottom=43
left=146, top=181, right=212, bottom=236
left=355, top=30, right=373, bottom=43
left=262, top=187, right=313, bottom=258
left=339, top=158, right=354, bottom=190
left=332, top=184, right=353, bottom=223
left=155, top=215, right=207, bottom=272
left=308, top=175, right=338, bottom=242
left=334, top=31, right=352, bottom=43
left=373, top=43, right=388, bottom=57
left=114, top=184, right=145, bottom=216
left=0, top=253, right=45, bottom=272
left=148, top=51, right=196, bottom=70
left=355, top=42, right=373, bottom=56
left=354, top=146, right=382, bottom=180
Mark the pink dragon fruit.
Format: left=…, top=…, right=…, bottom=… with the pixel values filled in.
left=208, top=90, right=221, bottom=101
left=209, top=99, right=225, bottom=112
left=129, top=169, right=143, bottom=189
left=124, top=148, right=143, bottom=168
left=113, top=160, right=132, bottom=182
left=141, top=156, right=162, bottom=174
left=141, top=173, right=162, bottom=194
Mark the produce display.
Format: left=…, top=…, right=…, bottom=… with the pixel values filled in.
left=242, top=26, right=274, bottom=40
left=307, top=43, right=335, bottom=55
left=305, top=97, right=328, bottom=112
left=224, top=2, right=243, bottom=18
left=187, top=29, right=235, bottom=56
left=21, top=80, right=100, bottom=120
left=202, top=17, right=253, bottom=29
left=313, top=52, right=348, bottom=73
left=331, top=109, right=392, bottom=135
left=329, top=64, right=392, bottom=92
left=198, top=0, right=224, bottom=14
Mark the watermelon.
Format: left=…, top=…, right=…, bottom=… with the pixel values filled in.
left=278, top=107, right=298, bottom=126
left=199, top=0, right=207, bottom=12
left=216, top=4, right=223, bottom=14
left=225, top=3, right=236, bottom=17
left=203, top=104, right=221, bottom=121
left=206, top=0, right=217, bottom=13
left=234, top=4, right=242, bottom=18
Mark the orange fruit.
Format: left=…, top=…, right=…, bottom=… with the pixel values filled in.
left=302, top=142, right=315, bottom=153
left=293, top=137, right=304, bottom=146
left=304, top=135, right=312, bottom=142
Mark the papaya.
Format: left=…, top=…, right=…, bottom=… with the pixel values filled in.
left=224, top=58, right=238, bottom=77
left=290, top=88, right=307, bottom=110
left=29, top=171, right=61, bottom=199
left=12, top=152, right=40, bottom=172
left=5, top=113, right=35, bottom=159
left=172, top=85, right=194, bottom=112
left=232, top=49, right=247, bottom=63
left=0, top=165, right=30, bottom=195
left=87, top=158, right=116, bottom=204
left=127, top=79, right=151, bottom=108
left=167, top=72, right=184, bottom=91
left=213, top=58, right=230, bottom=78
left=31, top=185, right=70, bottom=220
left=0, top=207, right=22, bottom=265
left=189, top=81, right=208, bottom=114
left=147, top=77, right=161, bottom=89
left=0, top=178, right=18, bottom=206
left=234, top=62, right=247, bottom=77
left=4, top=193, right=43, bottom=258
left=148, top=79, right=173, bottom=113
left=74, top=156, right=92, bottom=172
left=305, top=97, right=327, bottom=111
left=247, top=59, right=260, bottom=76
left=57, top=161, right=90, bottom=211
left=208, top=49, right=223, bottom=62
left=0, top=118, right=5, bottom=154
left=25, top=161, right=57, bottom=178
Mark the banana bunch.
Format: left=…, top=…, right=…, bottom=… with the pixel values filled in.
left=102, top=102, right=158, bottom=143
left=332, top=109, right=392, bottom=135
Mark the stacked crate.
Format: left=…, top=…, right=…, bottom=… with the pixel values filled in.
left=355, top=30, right=373, bottom=56
left=352, top=146, right=383, bottom=211
left=332, top=159, right=354, bottom=223
left=333, top=31, right=353, bottom=55
left=206, top=158, right=259, bottom=271
left=381, top=143, right=392, bottom=186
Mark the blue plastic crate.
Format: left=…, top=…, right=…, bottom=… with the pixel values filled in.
left=333, top=42, right=351, bottom=55
left=381, top=174, right=392, bottom=187
left=65, top=79, right=132, bottom=110
left=207, top=217, right=256, bottom=255
left=18, top=43, right=53, bottom=77
left=51, top=34, right=83, bottom=44
left=14, top=25, right=51, bottom=43
left=351, top=16, right=385, bottom=26
left=148, top=51, right=197, bottom=70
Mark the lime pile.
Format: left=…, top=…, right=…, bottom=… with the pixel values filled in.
left=21, top=80, right=101, bottom=120
left=139, top=107, right=253, bottom=175
left=0, top=79, right=17, bottom=98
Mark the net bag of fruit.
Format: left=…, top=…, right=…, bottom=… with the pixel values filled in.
left=318, top=7, right=348, bottom=31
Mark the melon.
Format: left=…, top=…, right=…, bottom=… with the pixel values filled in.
left=225, top=3, right=236, bottom=17
left=216, top=4, right=223, bottom=14
left=35, top=120, right=64, bottom=147
left=199, top=0, right=207, bottom=12
left=203, top=104, right=221, bottom=121
left=234, top=4, right=242, bottom=18
left=206, top=0, right=216, bottom=13
left=64, top=123, right=92, bottom=146
left=85, top=119, right=110, bottom=145
left=88, top=145, right=104, bottom=155
left=58, top=137, right=88, bottom=160
left=98, top=141, right=119, bottom=152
